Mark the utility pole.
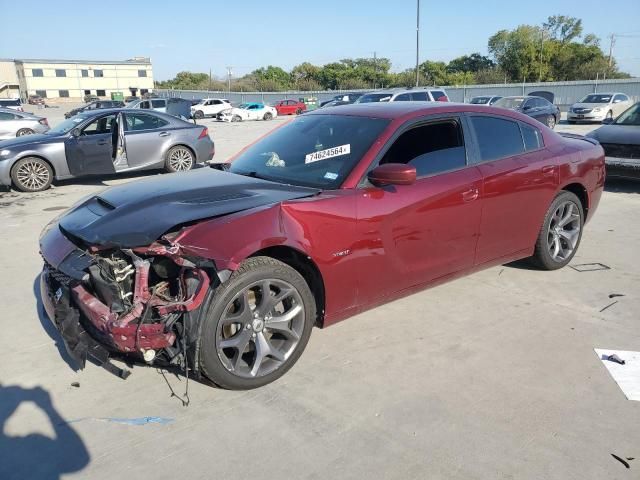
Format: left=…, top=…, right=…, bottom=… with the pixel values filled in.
left=373, top=51, right=377, bottom=89
left=226, top=66, right=233, bottom=93
left=538, top=29, right=545, bottom=82
left=208, top=68, right=212, bottom=94
left=415, top=0, right=420, bottom=87
left=607, top=34, right=616, bottom=70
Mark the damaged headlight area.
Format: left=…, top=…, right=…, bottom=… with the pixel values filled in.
left=41, top=234, right=215, bottom=379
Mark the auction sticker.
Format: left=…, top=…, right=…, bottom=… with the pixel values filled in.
left=305, top=144, right=351, bottom=164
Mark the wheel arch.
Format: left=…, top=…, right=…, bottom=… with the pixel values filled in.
left=560, top=182, right=589, bottom=217
left=166, top=143, right=197, bottom=162
left=249, top=245, right=326, bottom=327
left=10, top=154, right=56, bottom=178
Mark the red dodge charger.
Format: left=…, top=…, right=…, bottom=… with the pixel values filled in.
left=40, top=102, right=605, bottom=389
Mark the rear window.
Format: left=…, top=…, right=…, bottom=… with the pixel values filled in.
left=357, top=93, right=393, bottom=103
left=151, top=99, right=166, bottom=108
left=470, top=116, right=524, bottom=162
left=0, top=99, right=21, bottom=107
left=520, top=123, right=543, bottom=151
left=470, top=97, right=490, bottom=104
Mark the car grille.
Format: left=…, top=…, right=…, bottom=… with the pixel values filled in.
left=601, top=143, right=640, bottom=159
left=572, top=108, right=593, bottom=114
left=44, top=262, right=74, bottom=286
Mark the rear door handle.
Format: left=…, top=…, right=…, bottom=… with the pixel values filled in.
left=542, top=165, right=556, bottom=176
left=158, top=131, right=170, bottom=137
left=462, top=188, right=479, bottom=202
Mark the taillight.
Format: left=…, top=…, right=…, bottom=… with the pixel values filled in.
left=39, top=118, right=49, bottom=126
left=198, top=127, right=209, bottom=139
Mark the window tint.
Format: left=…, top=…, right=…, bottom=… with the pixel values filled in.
left=59, top=90, right=70, bottom=98
left=411, top=91, right=428, bottom=101
left=32, top=69, right=43, bottom=77
left=139, top=101, right=151, bottom=109
left=138, top=69, right=147, bottom=77
left=82, top=114, right=116, bottom=135
left=96, top=89, right=106, bottom=97
left=395, top=93, right=412, bottom=102
left=94, top=69, right=104, bottom=77
left=81, top=69, right=89, bottom=77
left=430, top=91, right=447, bottom=101
left=151, top=99, right=165, bottom=108
left=380, top=120, right=466, bottom=177
left=84, top=89, right=91, bottom=95
left=55, top=69, right=66, bottom=77
left=0, top=112, right=16, bottom=120
left=470, top=116, right=524, bottom=162
left=126, top=113, right=169, bottom=131
left=520, top=123, right=543, bottom=151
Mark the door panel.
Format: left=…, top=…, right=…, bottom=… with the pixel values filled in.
left=64, top=114, right=117, bottom=176
left=355, top=167, right=483, bottom=305
left=123, top=112, right=171, bottom=167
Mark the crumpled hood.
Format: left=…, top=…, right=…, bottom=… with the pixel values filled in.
left=588, top=125, right=640, bottom=145
left=58, top=168, right=319, bottom=248
left=0, top=133, right=56, bottom=148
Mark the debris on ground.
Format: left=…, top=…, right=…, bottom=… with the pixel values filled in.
left=595, top=349, right=640, bottom=401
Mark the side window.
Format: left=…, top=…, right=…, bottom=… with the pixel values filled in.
left=126, top=113, right=169, bottom=131
left=82, top=114, right=116, bottom=135
left=470, top=116, right=524, bottom=162
left=151, top=99, right=165, bottom=108
left=430, top=91, right=447, bottom=101
left=520, top=123, right=544, bottom=151
left=395, top=93, right=412, bottom=102
left=140, top=101, right=151, bottom=109
left=380, top=120, right=467, bottom=177
left=411, top=92, right=428, bottom=101
left=0, top=112, right=16, bottom=120
left=212, top=100, right=222, bottom=105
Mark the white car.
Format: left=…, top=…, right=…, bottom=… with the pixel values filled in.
left=216, top=103, right=278, bottom=122
left=568, top=92, right=633, bottom=123
left=191, top=98, right=232, bottom=119
left=126, top=98, right=168, bottom=113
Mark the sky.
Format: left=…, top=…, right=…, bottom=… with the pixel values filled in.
left=1, top=0, right=639, bottom=80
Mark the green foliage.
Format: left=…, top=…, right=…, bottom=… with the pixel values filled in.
left=157, top=15, right=630, bottom=92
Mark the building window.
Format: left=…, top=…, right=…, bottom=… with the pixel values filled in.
left=35, top=90, right=47, bottom=98
left=55, top=69, right=66, bottom=77
left=84, top=89, right=91, bottom=95
left=96, top=89, right=106, bottom=97
left=140, top=89, right=149, bottom=95
left=138, top=69, right=147, bottom=77
left=59, top=90, right=70, bottom=98
left=81, top=69, right=89, bottom=77
left=32, top=69, right=43, bottom=77
left=94, top=69, right=104, bottom=77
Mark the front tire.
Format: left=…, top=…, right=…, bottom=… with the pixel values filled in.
left=199, top=256, right=315, bottom=390
left=546, top=115, right=556, bottom=129
left=16, top=128, right=35, bottom=136
left=263, top=112, right=273, bottom=121
left=164, top=145, right=194, bottom=173
left=529, top=191, right=584, bottom=270
left=11, top=156, right=53, bottom=192
left=194, top=110, right=204, bottom=119
left=605, top=110, right=613, bottom=122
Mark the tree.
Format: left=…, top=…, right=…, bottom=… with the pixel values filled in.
left=447, top=53, right=494, bottom=73
left=251, top=66, right=291, bottom=91
left=543, top=15, right=582, bottom=44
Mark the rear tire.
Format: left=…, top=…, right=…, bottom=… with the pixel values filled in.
left=529, top=191, right=584, bottom=270
left=295, top=108, right=302, bottom=115
left=199, top=256, right=315, bottom=390
left=16, top=128, right=35, bottom=136
left=164, top=145, right=194, bottom=173
left=231, top=115, right=242, bottom=122
left=11, top=156, right=53, bottom=192
left=546, top=115, right=556, bottom=129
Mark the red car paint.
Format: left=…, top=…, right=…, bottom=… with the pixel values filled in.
left=274, top=99, right=306, bottom=116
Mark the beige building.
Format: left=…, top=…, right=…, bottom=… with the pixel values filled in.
left=0, top=57, right=154, bottom=101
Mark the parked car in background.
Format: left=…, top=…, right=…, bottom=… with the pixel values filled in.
left=494, top=96, right=560, bottom=129
left=217, top=103, right=278, bottom=122
left=38, top=102, right=604, bottom=389
left=28, top=95, right=45, bottom=105
left=126, top=98, right=169, bottom=113
left=0, top=107, right=49, bottom=139
left=0, top=109, right=214, bottom=192
left=84, top=94, right=100, bottom=103
left=587, top=102, right=640, bottom=180
left=469, top=95, right=502, bottom=105
left=191, top=98, right=232, bottom=119
left=190, top=99, right=203, bottom=106
left=65, top=100, right=125, bottom=119
left=319, top=92, right=364, bottom=107
left=274, top=99, right=306, bottom=116
left=0, top=99, right=24, bottom=112
left=568, top=93, right=633, bottom=123
left=355, top=88, right=449, bottom=103
left=124, top=95, right=139, bottom=103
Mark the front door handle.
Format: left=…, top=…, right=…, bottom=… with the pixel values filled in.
left=97, top=140, right=108, bottom=145
left=462, top=188, right=479, bottom=202
left=542, top=165, right=556, bottom=176
left=158, top=131, right=170, bottom=137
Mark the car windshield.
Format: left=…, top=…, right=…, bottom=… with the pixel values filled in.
left=356, top=93, right=393, bottom=103
left=470, top=97, right=490, bottom=104
left=580, top=94, right=612, bottom=103
left=614, top=103, right=640, bottom=126
left=494, top=97, right=525, bottom=109
left=46, top=115, right=88, bottom=134
left=229, top=114, right=390, bottom=189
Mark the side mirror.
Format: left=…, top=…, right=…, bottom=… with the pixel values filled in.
left=70, top=127, right=81, bottom=137
left=522, top=105, right=532, bottom=111
left=602, top=117, right=614, bottom=125
left=368, top=163, right=416, bottom=187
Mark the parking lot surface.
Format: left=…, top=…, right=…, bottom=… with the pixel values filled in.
left=0, top=110, right=638, bottom=480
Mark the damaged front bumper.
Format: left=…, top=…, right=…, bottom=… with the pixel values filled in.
left=39, top=224, right=215, bottom=379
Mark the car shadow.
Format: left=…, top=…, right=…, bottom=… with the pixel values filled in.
left=32, top=276, right=79, bottom=372
left=605, top=178, right=640, bottom=194
left=0, top=384, right=90, bottom=479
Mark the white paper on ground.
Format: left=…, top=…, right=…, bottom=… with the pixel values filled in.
left=594, top=349, right=640, bottom=401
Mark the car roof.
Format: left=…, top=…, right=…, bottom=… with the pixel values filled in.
left=73, top=108, right=189, bottom=123
left=0, top=107, right=38, bottom=117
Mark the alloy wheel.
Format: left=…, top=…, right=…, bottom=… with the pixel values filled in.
left=16, top=128, right=34, bottom=136
left=547, top=201, right=581, bottom=262
left=168, top=147, right=193, bottom=171
left=547, top=115, right=556, bottom=129
left=15, top=159, right=50, bottom=191
left=216, top=279, right=305, bottom=378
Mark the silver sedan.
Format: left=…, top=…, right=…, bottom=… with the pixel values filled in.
left=0, top=107, right=50, bottom=139
left=0, top=109, right=215, bottom=192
